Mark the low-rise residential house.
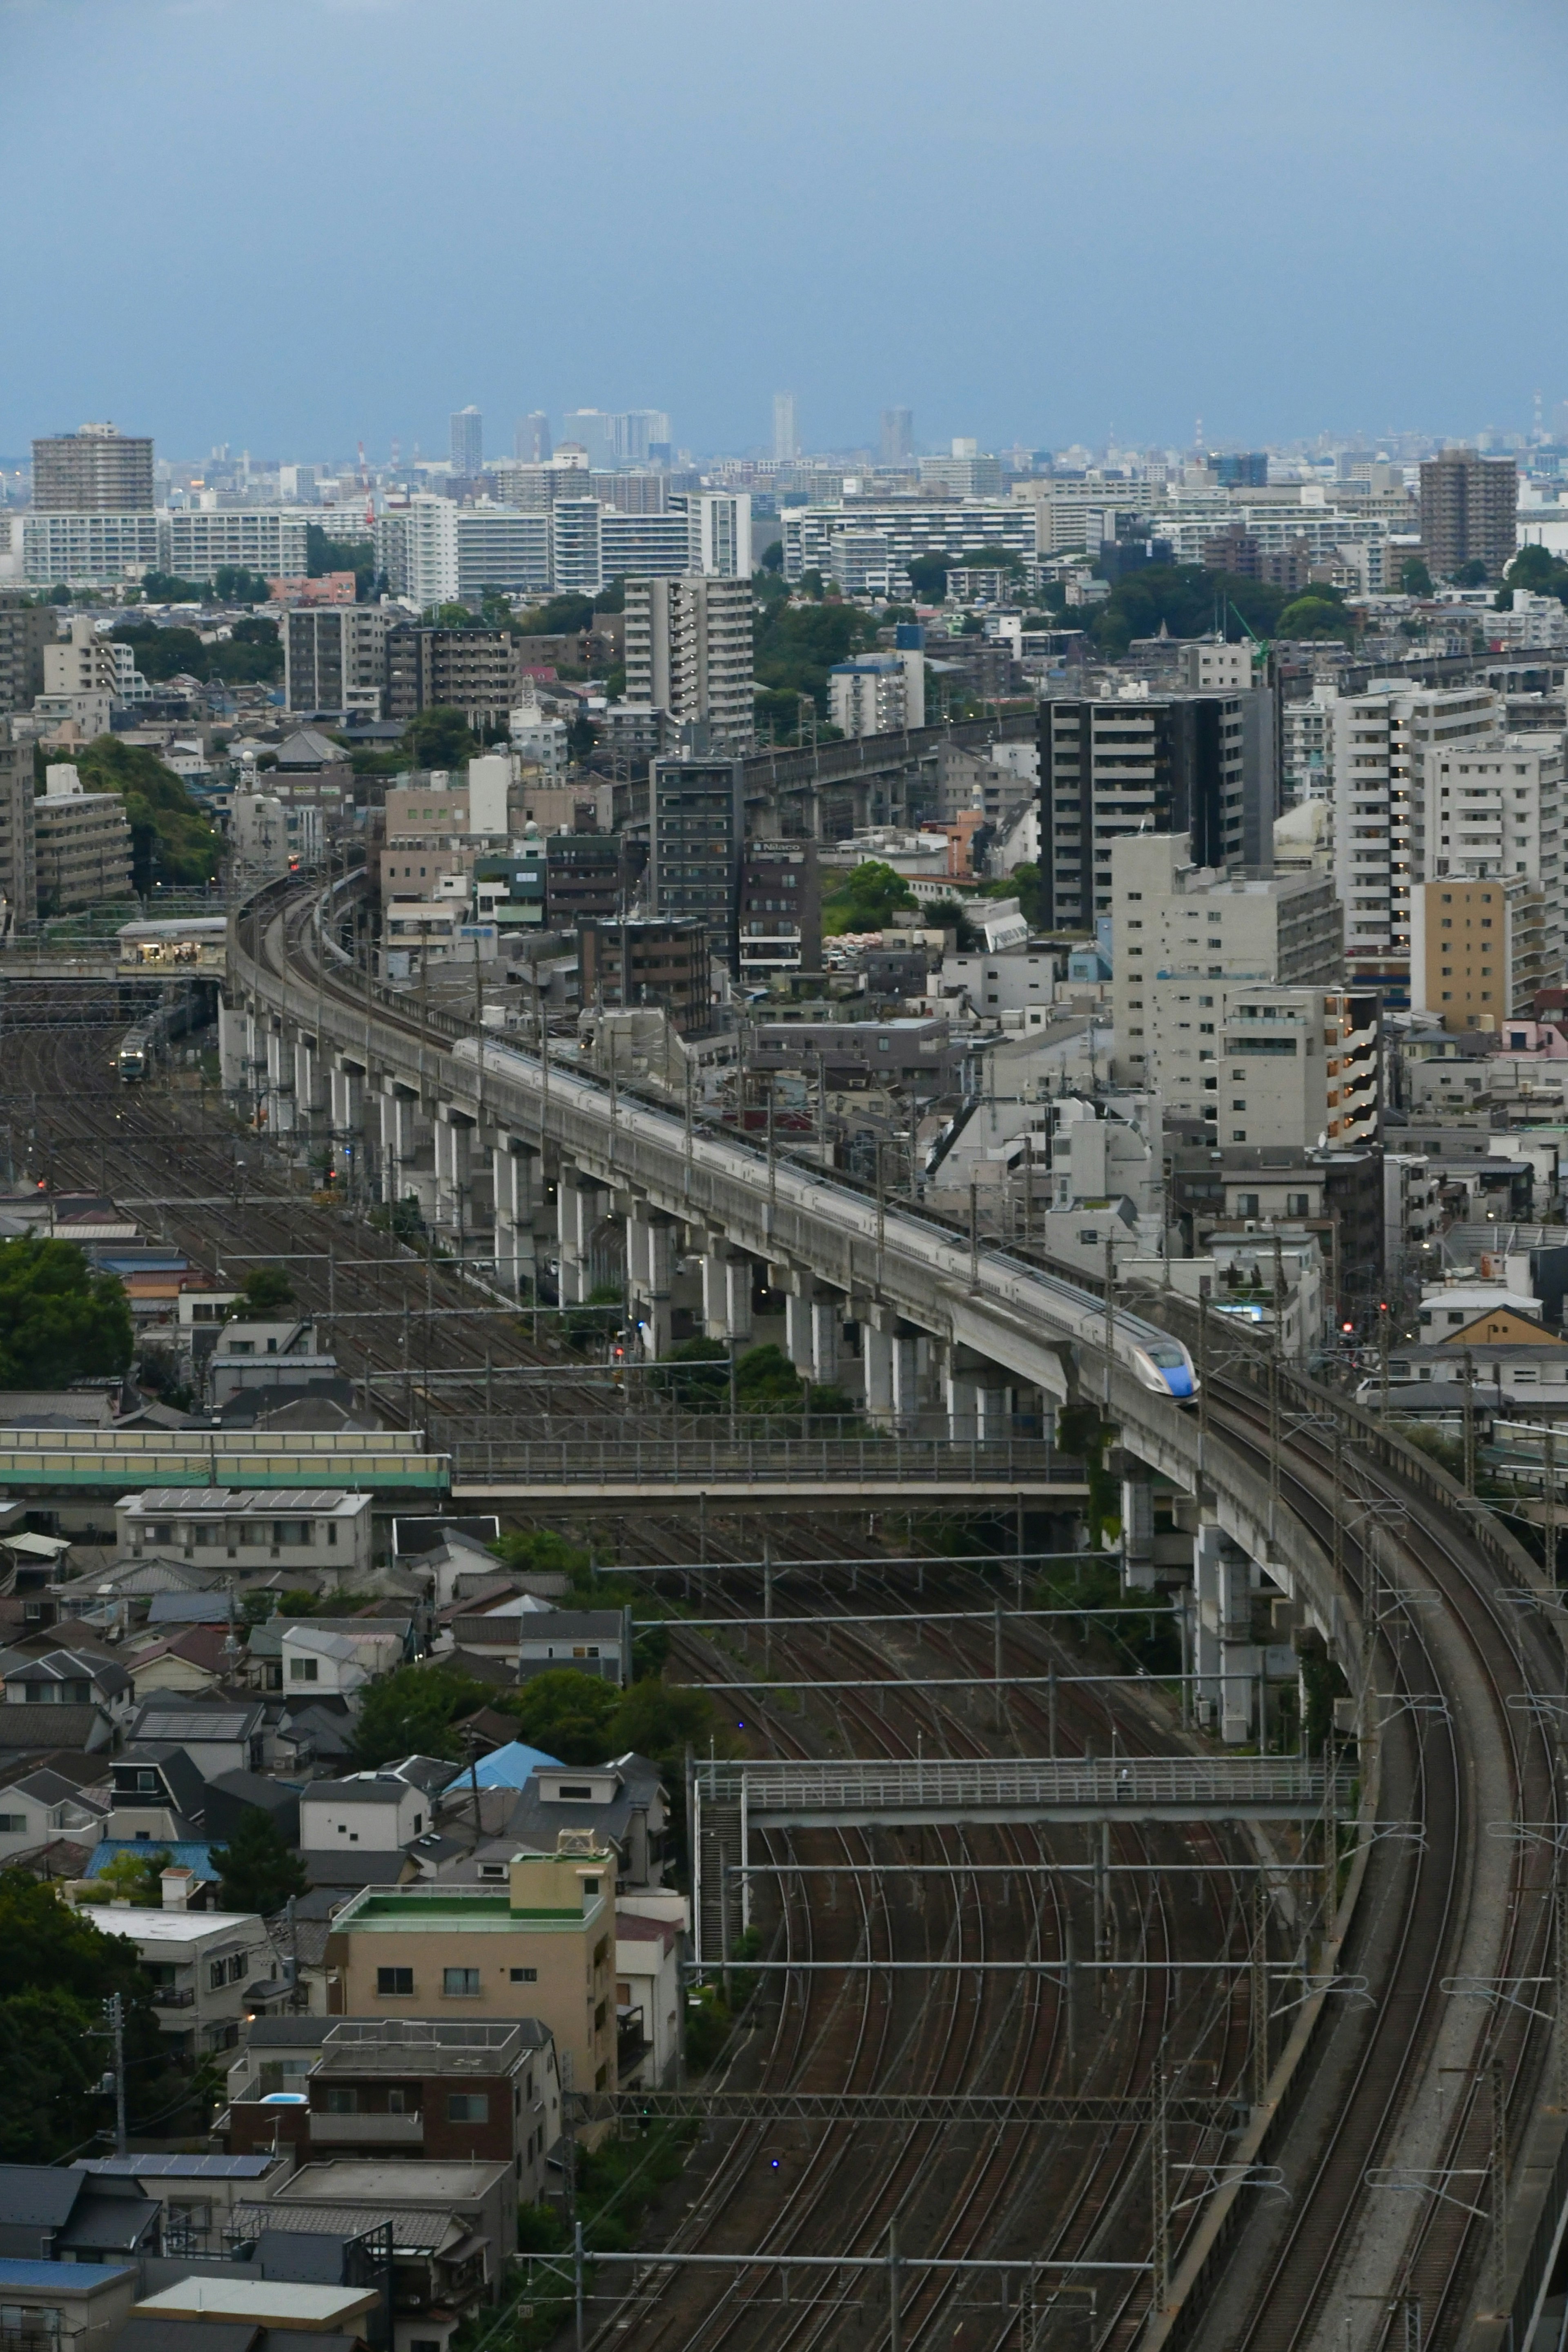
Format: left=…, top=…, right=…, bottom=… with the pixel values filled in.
left=0, top=1764, right=107, bottom=1864
left=614, top=1893, right=686, bottom=2087
left=515, top=1609, right=632, bottom=1686
left=300, top=1772, right=433, bottom=1858
left=104, top=1743, right=208, bottom=1842
left=128, top=1699, right=265, bottom=1780
left=203, top=1769, right=301, bottom=1850
left=326, top=1846, right=619, bottom=2106
left=282, top=1627, right=370, bottom=1706
left=247, top=1613, right=416, bottom=1695
left=117, top=1488, right=374, bottom=1583
left=0, top=2166, right=160, bottom=2264
left=67, top=1893, right=279, bottom=2057
left=206, top=1319, right=334, bottom=1405
left=122, top=1624, right=232, bottom=1698
left=223, top=2016, right=560, bottom=2196
left=253, top=2157, right=518, bottom=2344
left=72, top=2152, right=292, bottom=2252
left=0, top=2256, right=137, bottom=2351
left=0, top=1644, right=134, bottom=1717
left=448, top=1755, right=668, bottom=1889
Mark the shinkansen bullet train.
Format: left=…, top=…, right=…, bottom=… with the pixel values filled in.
left=449, top=1036, right=1200, bottom=1404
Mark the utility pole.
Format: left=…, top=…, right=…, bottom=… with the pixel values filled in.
left=102, top=1993, right=126, bottom=2157
left=1462, top=1348, right=1477, bottom=1492
left=1547, top=1425, right=1558, bottom=1587
left=1103, top=1232, right=1115, bottom=1408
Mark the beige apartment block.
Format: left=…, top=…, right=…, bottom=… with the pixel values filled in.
left=326, top=1847, right=618, bottom=2112
left=1409, top=875, right=1546, bottom=1033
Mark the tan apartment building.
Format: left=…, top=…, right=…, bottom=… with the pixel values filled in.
left=325, top=1846, right=618, bottom=2110
left=1409, top=875, right=1546, bottom=1033
left=381, top=777, right=472, bottom=901
left=36, top=766, right=133, bottom=909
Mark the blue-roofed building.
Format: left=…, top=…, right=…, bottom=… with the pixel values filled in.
left=468, top=1740, right=561, bottom=1790
left=85, top=1837, right=216, bottom=1882
left=0, top=2256, right=138, bottom=2343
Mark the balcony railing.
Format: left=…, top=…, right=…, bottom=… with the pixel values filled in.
left=309, top=2109, right=424, bottom=2144
left=150, top=1986, right=196, bottom=2009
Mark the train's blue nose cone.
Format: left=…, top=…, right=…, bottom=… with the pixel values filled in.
left=1164, top=1366, right=1195, bottom=1398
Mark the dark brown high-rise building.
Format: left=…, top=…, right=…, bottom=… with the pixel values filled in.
left=0, top=594, right=52, bottom=713
left=1419, top=447, right=1518, bottom=583
left=31, top=425, right=154, bottom=513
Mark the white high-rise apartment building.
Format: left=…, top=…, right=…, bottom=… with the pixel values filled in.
left=1281, top=694, right=1337, bottom=806
left=681, top=491, right=753, bottom=579
left=624, top=575, right=754, bottom=751
left=1329, top=683, right=1499, bottom=977
left=1110, top=830, right=1344, bottom=1101
left=1414, top=731, right=1564, bottom=982
left=773, top=393, right=800, bottom=463
left=828, top=653, right=925, bottom=738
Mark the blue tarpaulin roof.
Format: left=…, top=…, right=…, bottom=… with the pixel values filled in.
left=85, top=1840, right=215, bottom=1879
left=468, top=1740, right=561, bottom=1789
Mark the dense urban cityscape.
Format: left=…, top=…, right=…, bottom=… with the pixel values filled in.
left=5, top=7, right=1568, bottom=2352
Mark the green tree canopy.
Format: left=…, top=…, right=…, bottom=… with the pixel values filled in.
left=111, top=621, right=208, bottom=684
left=905, top=554, right=949, bottom=602
left=211, top=1810, right=308, bottom=1914
left=403, top=707, right=481, bottom=768
left=352, top=1663, right=490, bottom=1767
left=1275, top=594, right=1355, bottom=642
left=753, top=596, right=874, bottom=726
left=232, top=1266, right=295, bottom=1317
left=759, top=540, right=784, bottom=573
left=982, top=864, right=1044, bottom=929
left=213, top=567, right=274, bottom=605
left=513, top=593, right=595, bottom=636
left=305, top=524, right=374, bottom=596
left=137, top=572, right=209, bottom=605
left=0, top=1872, right=163, bottom=2161
left=0, top=1237, right=132, bottom=1387
left=1399, top=555, right=1436, bottom=597
left=73, top=735, right=220, bottom=889
left=1506, top=545, right=1568, bottom=601
left=1450, top=558, right=1490, bottom=588
left=210, top=616, right=283, bottom=685
left=505, top=1669, right=621, bottom=1766
left=924, top=894, right=981, bottom=947
left=81, top=1849, right=172, bottom=1907
left=822, top=858, right=918, bottom=935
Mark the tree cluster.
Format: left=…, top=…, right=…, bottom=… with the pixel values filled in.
left=71, top=736, right=220, bottom=889
left=753, top=588, right=876, bottom=740
left=0, top=1236, right=132, bottom=1387
left=0, top=1874, right=165, bottom=2161
left=305, top=524, right=374, bottom=597
left=821, top=857, right=917, bottom=935
left=111, top=616, right=283, bottom=688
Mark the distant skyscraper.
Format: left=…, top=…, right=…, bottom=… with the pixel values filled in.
left=772, top=392, right=800, bottom=463
left=1419, top=446, right=1519, bottom=582
left=563, top=410, right=619, bottom=471
left=32, top=423, right=154, bottom=513
left=879, top=408, right=914, bottom=465
left=450, top=405, right=483, bottom=476
left=516, top=412, right=552, bottom=463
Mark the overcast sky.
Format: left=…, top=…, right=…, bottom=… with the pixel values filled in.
left=4, top=0, right=1564, bottom=463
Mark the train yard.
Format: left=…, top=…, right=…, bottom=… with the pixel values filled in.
left=2, top=886, right=1565, bottom=2352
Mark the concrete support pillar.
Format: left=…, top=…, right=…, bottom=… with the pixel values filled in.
left=627, top=1201, right=677, bottom=1357
left=1120, top=1472, right=1156, bottom=1591
left=329, top=1060, right=363, bottom=1139
left=265, top=1030, right=294, bottom=1135
left=784, top=1289, right=815, bottom=1378
left=493, top=1142, right=540, bottom=1296
left=294, top=1038, right=325, bottom=1124
left=947, top=1369, right=980, bottom=1441
left=557, top=1167, right=605, bottom=1305
left=433, top=1108, right=474, bottom=1241
left=863, top=1322, right=895, bottom=1425
left=1194, top=1523, right=1256, bottom=1745
left=702, top=1249, right=753, bottom=1343
left=218, top=999, right=247, bottom=1094
left=380, top=1087, right=417, bottom=1203
left=891, top=1330, right=920, bottom=1432
left=809, top=1296, right=841, bottom=1388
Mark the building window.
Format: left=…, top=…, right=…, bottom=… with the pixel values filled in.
left=290, top=1657, right=318, bottom=1682
left=377, top=1968, right=414, bottom=1997
left=510, top=1965, right=539, bottom=1982
left=448, top=2092, right=490, bottom=2123
left=322, top=2087, right=358, bottom=2114
left=443, top=1967, right=482, bottom=1997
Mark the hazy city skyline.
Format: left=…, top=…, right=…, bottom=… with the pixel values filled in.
left=6, top=0, right=1567, bottom=460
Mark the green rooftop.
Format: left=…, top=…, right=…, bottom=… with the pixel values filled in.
left=343, top=1893, right=586, bottom=1927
